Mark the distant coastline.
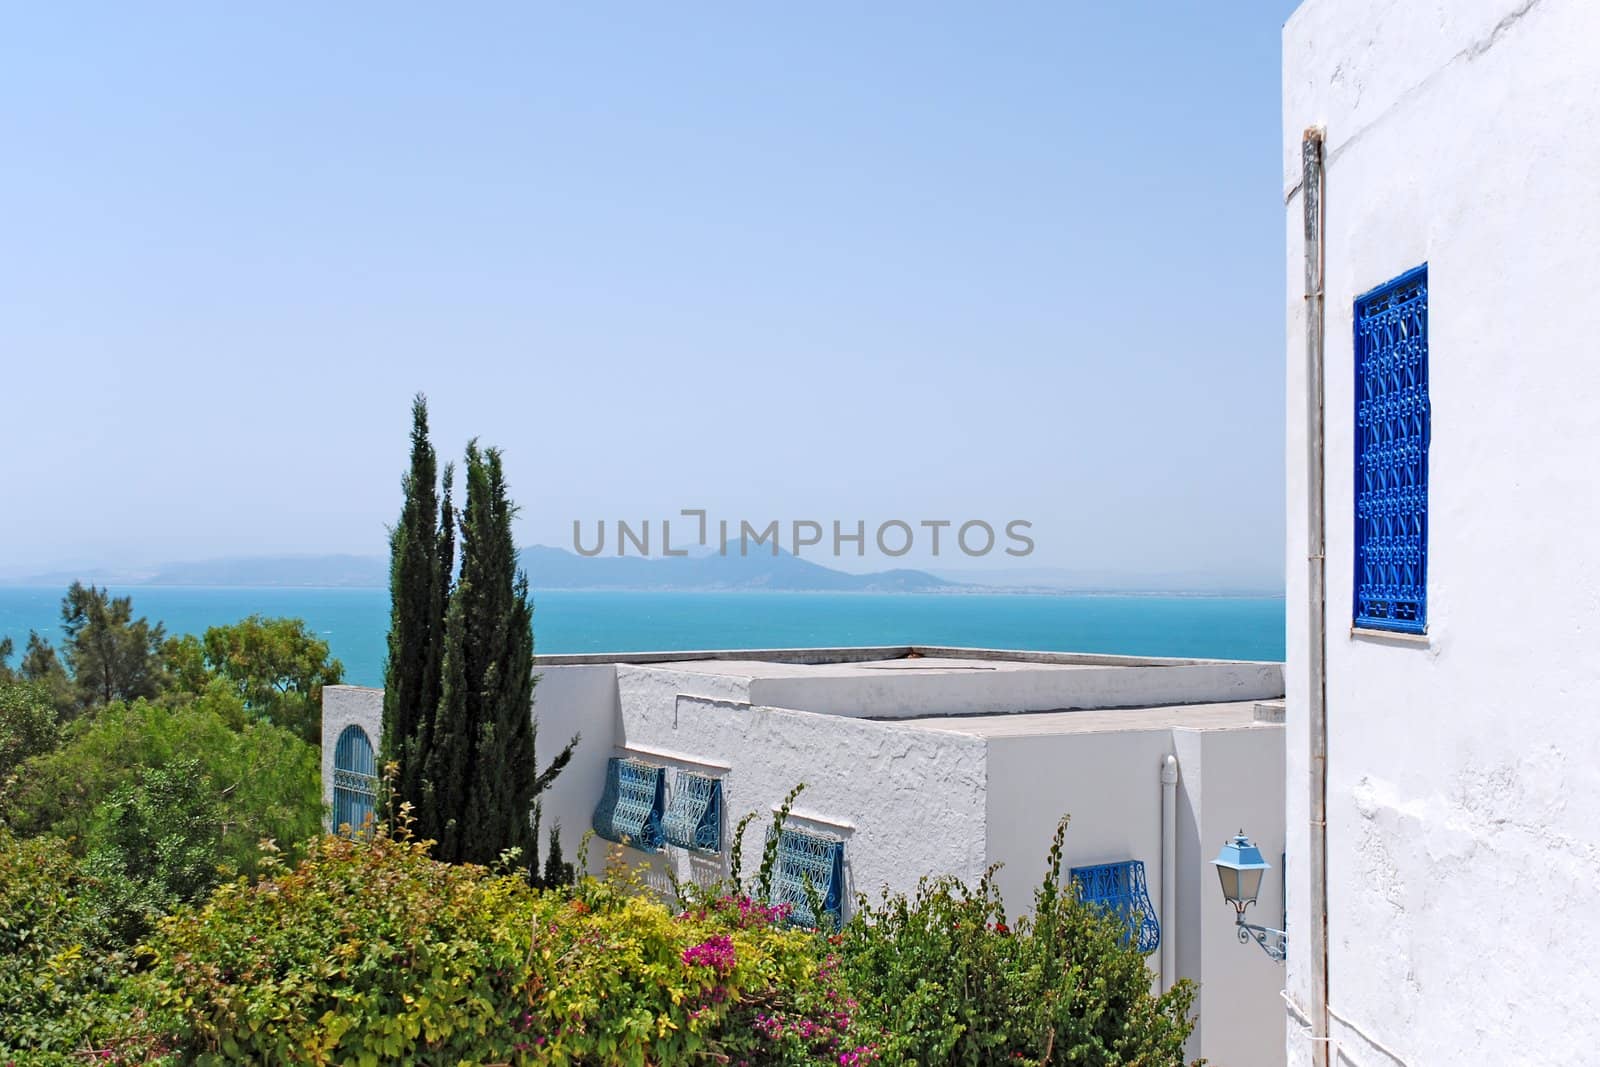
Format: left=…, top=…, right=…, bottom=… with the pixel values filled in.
left=1, top=546, right=1284, bottom=599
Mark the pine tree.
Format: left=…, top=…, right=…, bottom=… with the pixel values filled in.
left=380, top=396, right=453, bottom=835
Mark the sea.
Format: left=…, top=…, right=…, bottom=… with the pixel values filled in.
left=0, top=587, right=1286, bottom=688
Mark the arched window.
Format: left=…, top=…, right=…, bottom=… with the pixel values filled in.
left=332, top=725, right=377, bottom=835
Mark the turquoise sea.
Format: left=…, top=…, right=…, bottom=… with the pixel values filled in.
left=0, top=587, right=1286, bottom=688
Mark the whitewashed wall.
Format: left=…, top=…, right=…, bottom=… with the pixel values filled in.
left=1283, top=1, right=1600, bottom=1063
left=988, top=724, right=1285, bottom=1067
left=750, top=662, right=1284, bottom=719
left=321, top=685, right=382, bottom=829
left=615, top=692, right=991, bottom=905
left=1173, top=725, right=1287, bottom=1067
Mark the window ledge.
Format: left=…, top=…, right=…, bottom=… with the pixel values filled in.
left=1350, top=626, right=1430, bottom=647
left=623, top=743, right=732, bottom=770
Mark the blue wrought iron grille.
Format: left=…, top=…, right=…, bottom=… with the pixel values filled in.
left=1070, top=860, right=1161, bottom=955
left=332, top=725, right=377, bottom=836
left=1354, top=264, right=1430, bottom=633
left=769, top=826, right=844, bottom=930
left=663, top=771, right=723, bottom=852
left=592, top=757, right=666, bottom=852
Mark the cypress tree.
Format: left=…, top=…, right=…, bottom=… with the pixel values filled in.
left=380, top=396, right=453, bottom=833
left=427, top=442, right=575, bottom=871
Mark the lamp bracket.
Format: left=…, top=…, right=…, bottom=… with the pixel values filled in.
left=1235, top=915, right=1288, bottom=962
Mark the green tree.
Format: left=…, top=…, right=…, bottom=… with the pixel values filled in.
left=0, top=681, right=59, bottom=784
left=1, top=691, right=321, bottom=878
left=82, top=758, right=225, bottom=943
left=382, top=395, right=455, bottom=828
left=16, top=631, right=74, bottom=717
left=160, top=632, right=212, bottom=695
left=57, top=582, right=167, bottom=711
left=197, top=615, right=344, bottom=744
left=425, top=441, right=575, bottom=871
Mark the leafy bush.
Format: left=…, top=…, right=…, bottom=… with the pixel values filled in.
left=1, top=797, right=1197, bottom=1066
left=839, top=817, right=1199, bottom=1066
left=81, top=758, right=229, bottom=944
left=0, top=828, right=152, bottom=1063
left=0, top=679, right=59, bottom=783
left=128, top=817, right=850, bottom=1066
left=1, top=691, right=321, bottom=878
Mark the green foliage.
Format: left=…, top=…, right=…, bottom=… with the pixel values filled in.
left=2, top=693, right=321, bottom=879
left=0, top=805, right=1197, bottom=1066
left=130, top=823, right=838, bottom=1066
left=0, top=679, right=60, bottom=784
left=82, top=758, right=228, bottom=944
left=58, top=581, right=169, bottom=712
left=18, top=629, right=76, bottom=717
left=838, top=817, right=1200, bottom=1066
left=0, top=827, right=150, bottom=1062
left=392, top=421, right=578, bottom=876
left=160, top=632, right=213, bottom=696
left=382, top=394, right=455, bottom=833
left=193, top=615, right=345, bottom=743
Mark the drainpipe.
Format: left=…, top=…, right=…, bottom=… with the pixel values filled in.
left=1302, top=126, right=1331, bottom=1067
left=1160, top=754, right=1178, bottom=992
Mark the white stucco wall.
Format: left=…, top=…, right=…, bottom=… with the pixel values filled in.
left=528, top=665, right=620, bottom=865
left=987, top=723, right=1285, bottom=1067
left=613, top=690, right=991, bottom=909
left=321, top=684, right=383, bottom=828
left=1283, top=1, right=1600, bottom=1062
left=751, top=662, right=1284, bottom=719
left=1173, top=725, right=1287, bottom=1067
left=984, top=730, right=1172, bottom=927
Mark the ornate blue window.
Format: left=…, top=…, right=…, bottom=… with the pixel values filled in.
left=663, top=771, right=723, bottom=852
left=1354, top=265, right=1429, bottom=633
left=769, top=826, right=844, bottom=930
left=332, top=725, right=377, bottom=836
left=593, top=757, right=666, bottom=852
left=1070, top=860, right=1160, bottom=955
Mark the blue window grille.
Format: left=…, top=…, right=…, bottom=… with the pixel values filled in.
left=663, top=771, right=723, bottom=852
left=1070, top=860, right=1161, bottom=955
left=592, top=757, right=666, bottom=852
left=1354, top=264, right=1429, bottom=633
left=332, top=725, right=377, bottom=836
left=768, top=825, right=844, bottom=930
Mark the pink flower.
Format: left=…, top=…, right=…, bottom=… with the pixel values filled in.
left=681, top=934, right=737, bottom=974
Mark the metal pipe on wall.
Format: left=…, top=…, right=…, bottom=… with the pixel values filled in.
left=1160, top=754, right=1178, bottom=992
left=1302, top=125, right=1331, bottom=1067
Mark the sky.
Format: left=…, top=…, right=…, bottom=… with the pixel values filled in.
left=1, top=2, right=1302, bottom=586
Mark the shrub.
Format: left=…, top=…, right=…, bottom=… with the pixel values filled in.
left=0, top=679, right=59, bottom=783
left=838, top=817, right=1199, bottom=1066
left=1, top=691, right=321, bottom=878
left=128, top=819, right=847, bottom=1066
left=0, top=828, right=155, bottom=1063
left=81, top=758, right=229, bottom=944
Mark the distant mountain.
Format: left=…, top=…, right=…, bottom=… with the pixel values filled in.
left=7, top=547, right=957, bottom=593
left=145, top=554, right=389, bottom=588
left=931, top=566, right=1284, bottom=596
left=519, top=545, right=956, bottom=592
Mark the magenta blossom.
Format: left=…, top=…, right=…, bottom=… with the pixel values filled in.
left=682, top=934, right=738, bottom=974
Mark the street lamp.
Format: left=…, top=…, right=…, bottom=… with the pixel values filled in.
left=1212, top=831, right=1287, bottom=962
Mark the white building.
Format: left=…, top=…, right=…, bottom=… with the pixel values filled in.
left=325, top=645, right=1288, bottom=1067
left=1282, top=1, right=1600, bottom=1063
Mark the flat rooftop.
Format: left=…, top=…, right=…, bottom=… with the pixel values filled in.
left=894, top=700, right=1269, bottom=738
left=535, top=646, right=1285, bottom=722
left=535, top=645, right=1273, bottom=673
left=617, top=655, right=1112, bottom=680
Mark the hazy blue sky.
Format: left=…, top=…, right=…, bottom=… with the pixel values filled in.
left=2, top=3, right=1300, bottom=584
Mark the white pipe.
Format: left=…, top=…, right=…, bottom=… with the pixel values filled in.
left=1302, top=125, right=1332, bottom=1067
left=1160, top=753, right=1178, bottom=992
